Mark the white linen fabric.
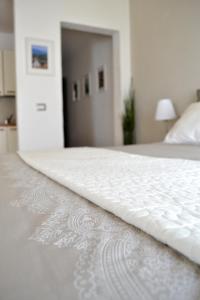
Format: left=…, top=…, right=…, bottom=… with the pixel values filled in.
left=165, top=102, right=200, bottom=144
left=2, top=152, right=200, bottom=300
left=19, top=147, right=200, bottom=265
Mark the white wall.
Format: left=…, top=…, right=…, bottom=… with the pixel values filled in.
left=131, top=0, right=200, bottom=143
left=0, top=32, right=16, bottom=124
left=14, top=0, right=131, bottom=151
left=62, top=30, right=114, bottom=147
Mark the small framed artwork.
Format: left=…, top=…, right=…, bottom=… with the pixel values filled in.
left=26, top=38, right=54, bottom=75
left=72, top=81, right=80, bottom=102
left=83, top=73, right=91, bottom=97
left=97, top=65, right=107, bottom=92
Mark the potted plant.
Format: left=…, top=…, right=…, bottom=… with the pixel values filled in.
left=122, top=92, right=135, bottom=145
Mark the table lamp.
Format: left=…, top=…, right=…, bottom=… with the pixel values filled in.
left=155, top=98, right=177, bottom=132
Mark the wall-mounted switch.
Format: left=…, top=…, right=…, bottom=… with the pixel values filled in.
left=36, top=103, right=47, bottom=111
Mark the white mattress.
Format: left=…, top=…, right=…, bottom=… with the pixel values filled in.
left=19, top=147, right=200, bottom=265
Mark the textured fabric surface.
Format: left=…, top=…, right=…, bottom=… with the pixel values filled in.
left=19, top=147, right=200, bottom=265
left=0, top=152, right=200, bottom=300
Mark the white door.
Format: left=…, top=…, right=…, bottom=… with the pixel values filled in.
left=0, top=51, right=4, bottom=96
left=7, top=127, right=17, bottom=153
left=3, top=50, right=16, bottom=96
left=0, top=127, right=7, bottom=154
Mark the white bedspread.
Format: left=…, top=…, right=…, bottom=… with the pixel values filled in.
left=18, top=147, right=200, bottom=265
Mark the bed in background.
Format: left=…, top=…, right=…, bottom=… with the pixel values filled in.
left=1, top=142, right=200, bottom=300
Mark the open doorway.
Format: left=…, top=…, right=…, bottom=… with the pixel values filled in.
left=61, top=25, right=119, bottom=148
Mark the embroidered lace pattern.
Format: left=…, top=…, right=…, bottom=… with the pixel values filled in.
left=2, top=155, right=200, bottom=300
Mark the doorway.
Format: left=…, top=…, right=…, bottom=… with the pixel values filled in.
left=61, top=24, right=121, bottom=148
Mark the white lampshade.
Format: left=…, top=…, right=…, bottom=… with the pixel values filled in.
left=155, top=99, right=177, bottom=121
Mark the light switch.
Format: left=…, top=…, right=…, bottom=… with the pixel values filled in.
left=36, top=103, right=47, bottom=111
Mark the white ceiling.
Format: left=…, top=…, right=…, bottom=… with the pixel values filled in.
left=0, top=0, right=14, bottom=33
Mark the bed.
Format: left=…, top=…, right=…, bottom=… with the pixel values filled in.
left=0, top=143, right=200, bottom=300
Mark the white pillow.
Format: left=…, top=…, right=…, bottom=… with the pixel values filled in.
left=165, top=102, right=200, bottom=144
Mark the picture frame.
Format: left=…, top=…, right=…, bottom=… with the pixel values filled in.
left=26, top=38, right=54, bottom=75
left=72, top=80, right=80, bottom=102
left=83, top=73, right=91, bottom=97
left=97, top=65, right=107, bottom=92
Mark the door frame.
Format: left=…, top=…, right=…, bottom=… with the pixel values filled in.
left=60, top=21, right=122, bottom=146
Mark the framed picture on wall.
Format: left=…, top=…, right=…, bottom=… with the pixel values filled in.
left=26, top=38, right=54, bottom=75
left=97, top=65, right=107, bottom=92
left=83, top=73, right=91, bottom=97
left=72, top=80, right=80, bottom=102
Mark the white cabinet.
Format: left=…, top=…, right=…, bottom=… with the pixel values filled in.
left=0, top=126, right=17, bottom=154
left=0, top=50, right=16, bottom=97
left=0, top=127, right=7, bottom=154
left=7, top=127, right=17, bottom=152
left=0, top=51, right=4, bottom=96
left=3, top=50, right=16, bottom=96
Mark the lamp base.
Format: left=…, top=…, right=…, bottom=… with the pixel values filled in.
left=164, top=120, right=171, bottom=134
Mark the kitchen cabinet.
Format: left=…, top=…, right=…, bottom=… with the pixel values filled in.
left=0, top=127, right=7, bottom=154
left=7, top=127, right=17, bottom=152
left=3, top=50, right=16, bottom=96
left=0, top=51, right=4, bottom=96
left=0, top=126, right=17, bottom=154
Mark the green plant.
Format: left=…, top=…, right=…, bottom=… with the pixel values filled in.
left=122, top=93, right=135, bottom=145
